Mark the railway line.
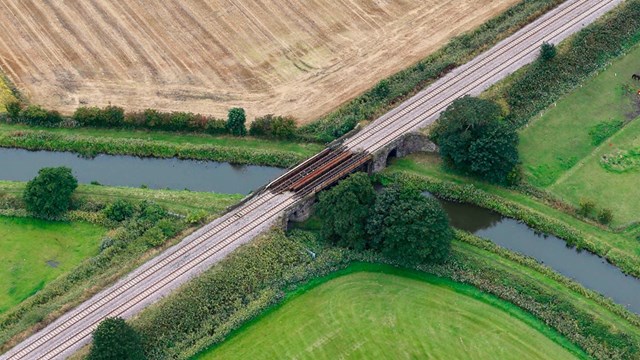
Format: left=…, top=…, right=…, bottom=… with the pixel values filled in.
left=0, top=0, right=623, bottom=358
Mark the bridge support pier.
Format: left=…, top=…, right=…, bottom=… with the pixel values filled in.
left=282, top=194, right=316, bottom=229
left=369, top=132, right=437, bottom=173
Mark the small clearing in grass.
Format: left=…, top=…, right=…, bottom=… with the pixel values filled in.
left=198, top=269, right=582, bottom=360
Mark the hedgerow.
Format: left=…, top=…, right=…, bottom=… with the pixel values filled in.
left=493, top=0, right=640, bottom=126
left=128, top=227, right=640, bottom=360
left=297, top=0, right=566, bottom=142
left=0, top=131, right=304, bottom=168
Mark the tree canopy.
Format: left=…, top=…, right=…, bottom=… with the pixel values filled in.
left=316, top=172, right=376, bottom=250
left=23, top=166, right=78, bottom=218
left=226, top=107, right=247, bottom=136
left=88, top=317, right=146, bottom=360
left=367, top=183, right=452, bottom=264
left=432, top=96, right=519, bottom=184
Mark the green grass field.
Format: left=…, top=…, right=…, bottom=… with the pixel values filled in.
left=198, top=267, right=583, bottom=360
left=0, top=216, right=104, bottom=313
left=518, top=44, right=640, bottom=226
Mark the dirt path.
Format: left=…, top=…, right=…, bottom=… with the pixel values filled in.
left=0, top=0, right=518, bottom=123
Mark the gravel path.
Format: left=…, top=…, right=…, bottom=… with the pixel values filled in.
left=0, top=0, right=623, bottom=358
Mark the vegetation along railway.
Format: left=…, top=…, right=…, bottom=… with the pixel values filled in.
left=0, top=0, right=623, bottom=358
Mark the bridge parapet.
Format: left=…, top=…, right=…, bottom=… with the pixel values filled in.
left=369, top=132, right=437, bottom=173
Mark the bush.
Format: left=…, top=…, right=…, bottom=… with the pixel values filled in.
left=5, top=100, right=22, bottom=120
left=597, top=208, right=613, bottom=225
left=103, top=199, right=135, bottom=222
left=89, top=317, right=146, bottom=360
left=23, top=167, right=78, bottom=218
left=316, top=173, right=376, bottom=250
left=226, top=107, right=247, bottom=136
left=539, top=42, right=556, bottom=61
left=367, top=183, right=452, bottom=264
left=578, top=198, right=596, bottom=217
left=432, top=96, right=519, bottom=183
left=19, top=105, right=62, bottom=126
left=249, top=114, right=297, bottom=140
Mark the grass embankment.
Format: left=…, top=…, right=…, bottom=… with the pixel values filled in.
left=0, top=216, right=104, bottom=314
left=0, top=123, right=322, bottom=168
left=199, top=266, right=583, bottom=360
left=518, top=44, right=640, bottom=227
left=386, top=154, right=640, bottom=277
left=0, top=181, right=243, bottom=215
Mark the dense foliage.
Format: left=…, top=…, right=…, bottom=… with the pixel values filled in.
left=226, top=107, right=247, bottom=136
left=89, top=317, right=146, bottom=360
left=432, top=96, right=519, bottom=183
left=103, top=199, right=135, bottom=222
left=249, top=114, right=297, bottom=140
left=315, top=173, right=376, bottom=250
left=6, top=101, right=62, bottom=127
left=316, top=175, right=452, bottom=262
left=23, top=167, right=78, bottom=218
left=297, top=0, right=565, bottom=142
left=495, top=0, right=640, bottom=127
left=368, top=184, right=452, bottom=264
left=539, top=42, right=556, bottom=61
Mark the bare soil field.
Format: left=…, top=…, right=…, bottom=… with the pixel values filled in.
left=0, top=0, right=518, bottom=123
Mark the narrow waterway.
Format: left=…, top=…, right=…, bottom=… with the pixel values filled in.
left=425, top=193, right=640, bottom=314
left=0, top=148, right=286, bottom=194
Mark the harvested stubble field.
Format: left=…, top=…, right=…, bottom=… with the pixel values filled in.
left=0, top=0, right=518, bottom=122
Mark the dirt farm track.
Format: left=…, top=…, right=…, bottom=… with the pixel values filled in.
left=0, top=0, right=518, bottom=122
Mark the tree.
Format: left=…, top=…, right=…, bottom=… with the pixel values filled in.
left=88, top=317, right=146, bottom=360
left=432, top=96, right=519, bottom=184
left=23, top=167, right=78, bottom=218
left=227, top=107, right=247, bottom=136
left=540, top=42, right=557, bottom=62
left=367, top=183, right=452, bottom=264
left=316, top=173, right=376, bottom=250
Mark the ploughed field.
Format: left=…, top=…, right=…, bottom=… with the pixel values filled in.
left=0, top=0, right=517, bottom=122
left=198, top=271, right=582, bottom=360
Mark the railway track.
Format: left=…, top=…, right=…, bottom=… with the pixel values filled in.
left=0, top=0, right=623, bottom=358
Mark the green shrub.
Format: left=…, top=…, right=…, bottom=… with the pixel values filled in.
left=227, top=107, right=247, bottom=136
left=5, top=100, right=22, bottom=120
left=19, top=105, right=62, bottom=126
left=103, top=199, right=135, bottom=222
left=249, top=114, right=297, bottom=140
left=597, top=208, right=613, bottom=225
left=89, top=317, right=146, bottom=360
left=23, top=167, right=78, bottom=219
left=539, top=42, right=557, bottom=61
left=578, top=198, right=596, bottom=217
left=141, top=226, right=166, bottom=248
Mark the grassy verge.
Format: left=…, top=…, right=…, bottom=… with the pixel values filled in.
left=199, top=265, right=585, bottom=360
left=0, top=183, right=242, bottom=352
left=385, top=154, right=640, bottom=277
left=0, top=123, right=321, bottom=168
left=0, top=216, right=104, bottom=314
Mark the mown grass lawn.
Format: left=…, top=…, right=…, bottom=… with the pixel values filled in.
left=198, top=267, right=583, bottom=360
left=0, top=216, right=104, bottom=313
left=518, top=44, right=640, bottom=225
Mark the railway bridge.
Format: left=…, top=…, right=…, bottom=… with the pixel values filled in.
left=0, top=0, right=623, bottom=358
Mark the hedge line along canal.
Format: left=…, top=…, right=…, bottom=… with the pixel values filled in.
left=0, top=148, right=286, bottom=194
left=424, top=193, right=640, bottom=314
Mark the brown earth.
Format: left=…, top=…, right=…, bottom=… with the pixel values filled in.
left=0, top=0, right=518, bottom=123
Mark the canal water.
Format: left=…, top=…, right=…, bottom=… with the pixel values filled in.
left=0, top=148, right=286, bottom=194
left=426, top=193, right=640, bottom=314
